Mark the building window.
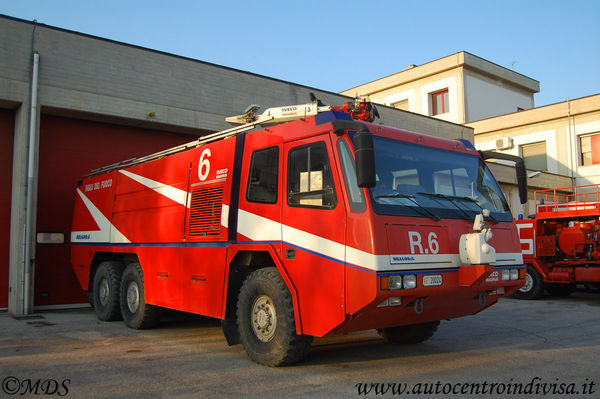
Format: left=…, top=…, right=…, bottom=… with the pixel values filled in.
left=581, top=133, right=600, bottom=166
left=521, top=142, right=547, bottom=171
left=430, top=89, right=449, bottom=116
left=392, top=99, right=409, bottom=111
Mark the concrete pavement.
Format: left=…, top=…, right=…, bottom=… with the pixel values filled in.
left=1, top=292, right=599, bottom=398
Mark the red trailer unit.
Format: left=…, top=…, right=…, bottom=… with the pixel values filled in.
left=515, top=184, right=600, bottom=299
left=71, top=98, right=527, bottom=365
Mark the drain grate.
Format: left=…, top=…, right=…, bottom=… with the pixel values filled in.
left=26, top=320, right=56, bottom=327
left=13, top=315, right=44, bottom=321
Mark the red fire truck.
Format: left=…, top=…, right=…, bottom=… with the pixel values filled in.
left=515, top=184, right=600, bottom=299
left=70, top=97, right=527, bottom=366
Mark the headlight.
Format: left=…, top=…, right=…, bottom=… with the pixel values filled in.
left=510, top=269, right=519, bottom=280
left=403, top=274, right=417, bottom=289
left=502, top=270, right=510, bottom=281
left=389, top=276, right=403, bottom=290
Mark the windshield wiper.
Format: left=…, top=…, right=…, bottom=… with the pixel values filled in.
left=453, top=195, right=498, bottom=223
left=417, top=192, right=496, bottom=223
left=376, top=193, right=441, bottom=221
left=416, top=192, right=472, bottom=220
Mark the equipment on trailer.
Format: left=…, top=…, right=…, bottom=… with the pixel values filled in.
left=515, top=184, right=600, bottom=299
left=70, top=96, right=527, bottom=366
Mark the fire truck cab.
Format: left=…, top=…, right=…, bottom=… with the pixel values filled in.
left=70, top=99, right=527, bottom=366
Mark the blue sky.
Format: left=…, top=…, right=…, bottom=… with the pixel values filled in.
left=2, top=0, right=599, bottom=107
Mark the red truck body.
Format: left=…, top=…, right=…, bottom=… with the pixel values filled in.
left=71, top=103, right=526, bottom=365
left=515, top=184, right=600, bottom=299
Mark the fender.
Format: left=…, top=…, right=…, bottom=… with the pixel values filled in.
left=221, top=242, right=304, bottom=340
left=529, top=258, right=550, bottom=280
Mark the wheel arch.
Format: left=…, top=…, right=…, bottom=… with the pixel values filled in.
left=221, top=245, right=303, bottom=345
left=88, top=252, right=139, bottom=292
left=529, top=259, right=550, bottom=281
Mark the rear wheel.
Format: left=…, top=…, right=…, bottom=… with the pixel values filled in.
left=92, top=261, right=124, bottom=321
left=119, top=263, right=160, bottom=329
left=513, top=264, right=544, bottom=300
left=237, top=267, right=312, bottom=366
left=378, top=321, right=440, bottom=344
left=584, top=283, right=600, bottom=293
left=546, top=283, right=576, bottom=297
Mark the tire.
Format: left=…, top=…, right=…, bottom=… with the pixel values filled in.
left=546, top=283, right=576, bottom=297
left=236, top=267, right=313, bottom=366
left=584, top=283, right=600, bottom=293
left=378, top=321, right=440, bottom=344
left=513, top=264, right=544, bottom=300
left=92, top=261, right=124, bottom=321
left=119, top=262, right=160, bottom=329
left=87, top=291, right=94, bottom=308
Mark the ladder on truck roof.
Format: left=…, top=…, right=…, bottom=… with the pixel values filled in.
left=87, top=100, right=333, bottom=177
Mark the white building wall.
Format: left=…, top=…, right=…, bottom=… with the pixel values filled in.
left=570, top=119, right=600, bottom=185
left=381, top=89, right=416, bottom=112
left=419, top=76, right=459, bottom=123
left=477, top=130, right=560, bottom=218
left=464, top=71, right=534, bottom=122
left=476, top=129, right=559, bottom=174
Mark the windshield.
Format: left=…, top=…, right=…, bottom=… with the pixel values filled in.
left=368, top=136, right=512, bottom=222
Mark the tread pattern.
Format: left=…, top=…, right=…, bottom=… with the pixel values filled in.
left=120, top=262, right=160, bottom=329
left=93, top=261, right=124, bottom=321
left=237, top=267, right=312, bottom=366
left=513, top=264, right=544, bottom=300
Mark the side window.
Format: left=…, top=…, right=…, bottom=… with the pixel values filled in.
left=247, top=146, right=279, bottom=204
left=337, top=139, right=365, bottom=212
left=287, top=141, right=337, bottom=209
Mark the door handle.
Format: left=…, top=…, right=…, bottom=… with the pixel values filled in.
left=285, top=248, right=295, bottom=260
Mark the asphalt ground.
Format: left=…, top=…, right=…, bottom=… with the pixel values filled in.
left=1, top=291, right=599, bottom=399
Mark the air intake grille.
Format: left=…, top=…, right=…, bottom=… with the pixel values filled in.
left=189, top=186, right=223, bottom=237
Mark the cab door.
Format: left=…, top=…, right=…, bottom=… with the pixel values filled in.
left=282, top=134, right=346, bottom=336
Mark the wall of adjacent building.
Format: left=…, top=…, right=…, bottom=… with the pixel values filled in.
left=464, top=69, right=535, bottom=122
left=341, top=52, right=538, bottom=125
left=470, top=94, right=600, bottom=186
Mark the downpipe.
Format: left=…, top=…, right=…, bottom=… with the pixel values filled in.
left=23, top=51, right=40, bottom=315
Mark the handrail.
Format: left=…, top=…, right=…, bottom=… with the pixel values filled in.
left=535, top=184, right=600, bottom=216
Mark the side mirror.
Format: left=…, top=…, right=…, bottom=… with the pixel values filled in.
left=331, top=120, right=376, bottom=188
left=479, top=151, right=528, bottom=204
left=354, top=130, right=376, bottom=188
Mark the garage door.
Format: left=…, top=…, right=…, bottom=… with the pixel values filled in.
left=0, top=109, right=14, bottom=309
left=35, top=115, right=198, bottom=307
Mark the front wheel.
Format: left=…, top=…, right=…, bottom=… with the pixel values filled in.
left=237, top=267, right=312, bottom=366
left=378, top=321, right=440, bottom=344
left=119, top=263, right=160, bottom=329
left=513, top=264, right=544, bottom=300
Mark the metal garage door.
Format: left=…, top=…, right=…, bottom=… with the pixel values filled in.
left=0, top=109, right=14, bottom=309
left=34, top=115, right=198, bottom=307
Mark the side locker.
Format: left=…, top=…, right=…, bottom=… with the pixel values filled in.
left=178, top=139, right=235, bottom=317
left=281, top=133, right=347, bottom=336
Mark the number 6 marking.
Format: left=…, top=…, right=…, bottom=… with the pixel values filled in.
left=428, top=232, right=439, bottom=254
left=198, top=148, right=211, bottom=181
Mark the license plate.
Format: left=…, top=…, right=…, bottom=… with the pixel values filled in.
left=423, top=275, right=442, bottom=287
